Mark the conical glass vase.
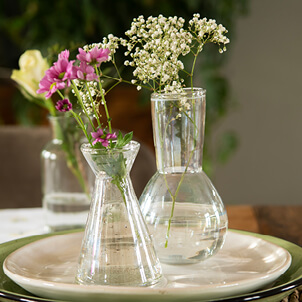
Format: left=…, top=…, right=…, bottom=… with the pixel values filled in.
left=76, top=141, right=162, bottom=286
left=140, top=88, right=228, bottom=265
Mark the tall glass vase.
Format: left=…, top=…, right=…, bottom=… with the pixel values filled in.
left=76, top=141, right=162, bottom=286
left=41, top=116, right=93, bottom=232
left=140, top=88, right=228, bottom=265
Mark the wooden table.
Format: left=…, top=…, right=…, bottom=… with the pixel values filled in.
left=226, top=205, right=302, bottom=246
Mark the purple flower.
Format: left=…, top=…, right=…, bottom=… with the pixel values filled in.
left=91, top=128, right=117, bottom=147
left=77, top=47, right=110, bottom=66
left=55, top=99, right=72, bottom=112
left=76, top=62, right=99, bottom=81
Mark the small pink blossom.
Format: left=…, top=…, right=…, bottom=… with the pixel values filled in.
left=76, top=62, right=99, bottom=81
left=77, top=47, right=110, bottom=66
left=106, top=133, right=117, bottom=140
left=91, top=128, right=117, bottom=147
left=55, top=99, right=72, bottom=112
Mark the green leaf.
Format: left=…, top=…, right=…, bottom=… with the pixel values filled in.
left=117, top=130, right=123, bottom=141
left=122, top=131, right=133, bottom=146
left=114, top=130, right=124, bottom=148
left=114, top=131, right=133, bottom=149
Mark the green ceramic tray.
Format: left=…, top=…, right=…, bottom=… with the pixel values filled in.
left=0, top=229, right=301, bottom=302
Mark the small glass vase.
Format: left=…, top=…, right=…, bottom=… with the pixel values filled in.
left=41, top=115, right=93, bottom=232
left=76, top=141, right=162, bottom=286
left=140, top=88, right=228, bottom=265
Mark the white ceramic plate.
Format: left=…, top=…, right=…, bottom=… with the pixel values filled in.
left=3, top=230, right=291, bottom=302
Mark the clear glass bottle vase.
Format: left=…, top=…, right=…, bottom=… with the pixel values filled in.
left=41, top=115, right=93, bottom=232
left=76, top=141, right=162, bottom=286
left=140, top=88, right=228, bottom=265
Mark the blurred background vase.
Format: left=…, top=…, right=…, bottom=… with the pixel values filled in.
left=140, top=88, right=228, bottom=264
left=41, top=115, right=93, bottom=232
left=76, top=141, right=162, bottom=286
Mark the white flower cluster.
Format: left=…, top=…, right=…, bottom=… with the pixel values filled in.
left=72, top=80, right=101, bottom=116
left=188, top=13, right=229, bottom=53
left=123, top=14, right=229, bottom=93
left=123, top=15, right=192, bottom=93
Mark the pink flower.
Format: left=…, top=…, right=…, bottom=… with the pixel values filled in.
left=48, top=56, right=76, bottom=84
left=91, top=128, right=117, bottom=147
left=58, top=50, right=70, bottom=60
left=76, top=62, right=99, bottom=81
left=37, top=74, right=65, bottom=98
left=77, top=47, right=110, bottom=66
left=55, top=99, right=72, bottom=112
left=37, top=50, right=76, bottom=98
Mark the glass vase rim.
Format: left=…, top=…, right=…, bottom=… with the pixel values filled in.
left=151, top=87, right=206, bottom=100
left=80, top=140, right=140, bottom=154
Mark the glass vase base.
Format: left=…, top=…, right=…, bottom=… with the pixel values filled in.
left=141, top=171, right=228, bottom=265
left=145, top=202, right=227, bottom=265
left=76, top=265, right=163, bottom=287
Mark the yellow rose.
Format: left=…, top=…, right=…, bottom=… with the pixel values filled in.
left=11, top=50, right=49, bottom=99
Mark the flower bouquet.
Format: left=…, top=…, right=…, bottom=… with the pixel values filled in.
left=36, top=38, right=162, bottom=286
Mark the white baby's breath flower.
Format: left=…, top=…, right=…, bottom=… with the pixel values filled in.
left=123, top=13, right=229, bottom=93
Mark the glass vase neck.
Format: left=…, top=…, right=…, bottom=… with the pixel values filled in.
left=48, top=114, right=76, bottom=142
left=151, top=87, right=206, bottom=173
left=80, top=141, right=140, bottom=177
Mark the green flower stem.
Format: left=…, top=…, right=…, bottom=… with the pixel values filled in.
left=101, top=74, right=152, bottom=92
left=112, top=176, right=127, bottom=206
left=102, top=94, right=112, bottom=133
left=45, top=98, right=56, bottom=116
left=84, top=81, right=101, bottom=128
left=111, top=55, right=122, bottom=79
left=19, top=86, right=57, bottom=116
left=111, top=173, right=142, bottom=240
left=164, top=147, right=195, bottom=248
left=64, top=147, right=90, bottom=196
left=190, top=54, right=198, bottom=89
left=157, top=101, right=199, bottom=248
left=94, top=65, right=112, bottom=133
left=70, top=81, right=95, bottom=131
left=56, top=88, right=92, bottom=144
left=104, top=78, right=122, bottom=95
left=52, top=117, right=90, bottom=196
left=69, top=110, right=92, bottom=145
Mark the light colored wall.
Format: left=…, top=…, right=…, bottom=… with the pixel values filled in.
left=213, top=0, right=302, bottom=205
